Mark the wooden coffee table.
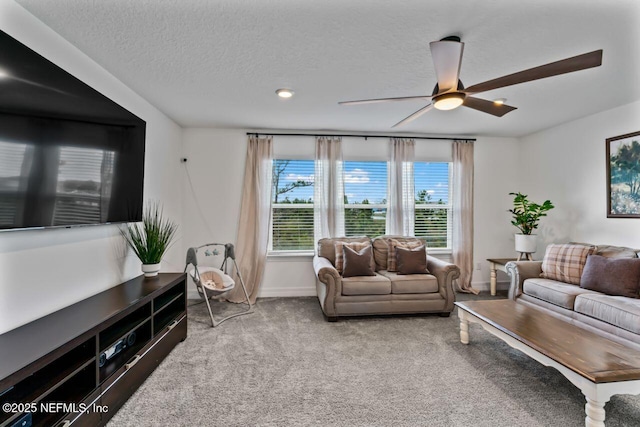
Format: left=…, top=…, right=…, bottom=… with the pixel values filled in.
left=455, top=300, right=640, bottom=427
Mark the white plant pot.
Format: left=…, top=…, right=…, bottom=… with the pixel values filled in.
left=515, top=234, right=537, bottom=254
left=141, top=263, right=161, bottom=277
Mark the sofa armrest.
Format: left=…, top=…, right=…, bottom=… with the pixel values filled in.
left=313, top=256, right=342, bottom=317
left=427, top=256, right=460, bottom=311
left=506, top=261, right=542, bottom=300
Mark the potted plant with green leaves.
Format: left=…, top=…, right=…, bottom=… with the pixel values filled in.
left=121, top=202, right=178, bottom=277
left=509, top=192, right=554, bottom=257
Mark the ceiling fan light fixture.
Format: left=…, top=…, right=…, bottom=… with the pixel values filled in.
left=276, top=88, right=294, bottom=99
left=433, top=92, right=465, bottom=111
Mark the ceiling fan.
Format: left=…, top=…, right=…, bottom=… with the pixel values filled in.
left=339, top=36, right=603, bottom=128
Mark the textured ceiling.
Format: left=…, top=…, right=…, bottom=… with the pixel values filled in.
left=14, top=0, right=640, bottom=137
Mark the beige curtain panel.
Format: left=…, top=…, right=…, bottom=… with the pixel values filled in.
left=452, top=140, right=478, bottom=294
left=386, top=137, right=415, bottom=236
left=226, top=135, right=273, bottom=304
left=314, top=136, right=345, bottom=243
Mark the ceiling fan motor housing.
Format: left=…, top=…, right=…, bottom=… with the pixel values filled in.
left=432, top=80, right=465, bottom=96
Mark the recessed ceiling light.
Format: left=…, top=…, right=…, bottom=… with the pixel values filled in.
left=0, top=69, right=9, bottom=79
left=493, top=98, right=507, bottom=105
left=276, top=88, right=294, bottom=99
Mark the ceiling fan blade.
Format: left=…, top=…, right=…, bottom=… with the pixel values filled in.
left=463, top=97, right=517, bottom=117
left=429, top=39, right=465, bottom=92
left=339, top=95, right=432, bottom=105
left=465, top=49, right=603, bottom=94
left=391, top=104, right=433, bottom=128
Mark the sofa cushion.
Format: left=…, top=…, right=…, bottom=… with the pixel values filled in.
left=596, top=245, right=640, bottom=259
left=387, top=238, right=424, bottom=272
left=334, top=241, right=375, bottom=273
left=571, top=242, right=640, bottom=259
left=575, top=294, right=640, bottom=334
left=317, top=236, right=370, bottom=267
left=523, top=278, right=598, bottom=310
left=396, top=245, right=429, bottom=275
left=341, top=274, right=391, bottom=296
left=541, top=243, right=597, bottom=285
left=378, top=271, right=439, bottom=294
left=580, top=255, right=640, bottom=298
left=372, top=237, right=391, bottom=270
left=342, top=245, right=375, bottom=278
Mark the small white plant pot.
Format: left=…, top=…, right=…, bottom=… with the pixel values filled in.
left=141, top=263, right=161, bottom=277
left=515, top=234, right=537, bottom=254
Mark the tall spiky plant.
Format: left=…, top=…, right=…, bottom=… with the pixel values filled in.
left=121, top=202, right=178, bottom=264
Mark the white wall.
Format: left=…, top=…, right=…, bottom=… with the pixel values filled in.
left=472, top=137, right=521, bottom=290
left=0, top=1, right=184, bottom=334
left=182, top=128, right=520, bottom=297
left=519, top=100, right=640, bottom=250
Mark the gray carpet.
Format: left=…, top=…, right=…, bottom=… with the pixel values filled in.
left=107, top=294, right=640, bottom=426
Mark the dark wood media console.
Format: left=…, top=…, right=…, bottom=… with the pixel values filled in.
left=0, top=273, right=187, bottom=427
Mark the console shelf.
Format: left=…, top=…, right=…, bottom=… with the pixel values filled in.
left=0, top=273, right=187, bottom=427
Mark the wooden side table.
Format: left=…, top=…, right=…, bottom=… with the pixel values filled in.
left=486, top=258, right=517, bottom=296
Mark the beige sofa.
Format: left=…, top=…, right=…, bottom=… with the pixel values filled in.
left=313, top=235, right=460, bottom=321
left=507, top=244, right=640, bottom=348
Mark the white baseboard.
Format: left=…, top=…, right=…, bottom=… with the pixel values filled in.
left=258, top=286, right=317, bottom=298
left=471, top=280, right=510, bottom=293
left=188, top=284, right=316, bottom=300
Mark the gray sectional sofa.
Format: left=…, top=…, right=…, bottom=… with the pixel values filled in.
left=313, top=235, right=460, bottom=321
left=507, top=244, right=640, bottom=349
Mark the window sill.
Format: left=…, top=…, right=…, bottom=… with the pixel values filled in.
left=428, top=249, right=453, bottom=255
left=267, top=250, right=315, bottom=261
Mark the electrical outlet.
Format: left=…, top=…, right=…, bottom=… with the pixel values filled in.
left=476, top=262, right=482, bottom=270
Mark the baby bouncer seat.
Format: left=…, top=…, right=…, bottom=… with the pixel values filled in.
left=184, top=243, right=252, bottom=327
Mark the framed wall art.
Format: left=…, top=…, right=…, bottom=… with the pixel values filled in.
left=607, top=130, right=640, bottom=218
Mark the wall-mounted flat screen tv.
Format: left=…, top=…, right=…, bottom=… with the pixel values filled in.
left=0, top=30, right=146, bottom=231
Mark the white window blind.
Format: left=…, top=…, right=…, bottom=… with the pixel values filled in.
left=414, top=162, right=452, bottom=250
left=53, top=146, right=109, bottom=226
left=270, top=159, right=314, bottom=251
left=0, top=141, right=28, bottom=226
left=344, top=161, right=387, bottom=238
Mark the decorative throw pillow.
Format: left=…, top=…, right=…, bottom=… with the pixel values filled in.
left=341, top=245, right=376, bottom=278
left=334, top=241, right=374, bottom=273
left=396, top=245, right=430, bottom=275
left=541, top=243, right=597, bottom=285
left=580, top=255, right=640, bottom=298
left=387, top=238, right=424, bottom=272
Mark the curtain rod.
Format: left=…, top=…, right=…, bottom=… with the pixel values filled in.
left=246, top=132, right=475, bottom=142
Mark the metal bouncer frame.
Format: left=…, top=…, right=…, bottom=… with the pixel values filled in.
left=184, top=243, right=253, bottom=327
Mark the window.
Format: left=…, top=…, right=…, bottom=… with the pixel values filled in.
left=414, top=162, right=452, bottom=250
left=270, top=159, right=314, bottom=252
left=344, top=161, right=387, bottom=238
left=269, top=157, right=452, bottom=253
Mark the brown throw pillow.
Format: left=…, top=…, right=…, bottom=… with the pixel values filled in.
left=334, top=241, right=374, bottom=273
left=541, top=243, right=596, bottom=285
left=341, top=245, right=375, bottom=278
left=396, top=245, right=429, bottom=275
left=580, top=255, right=640, bottom=298
left=387, top=238, right=424, bottom=272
